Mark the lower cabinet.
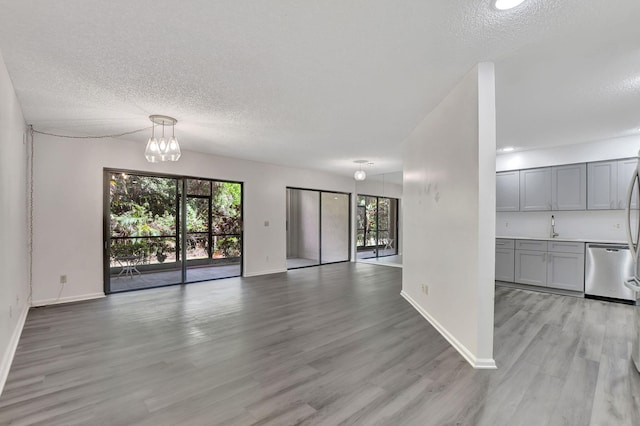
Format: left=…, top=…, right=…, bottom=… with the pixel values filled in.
left=547, top=251, right=585, bottom=292
left=515, top=250, right=547, bottom=286
left=495, top=239, right=515, bottom=282
left=502, top=239, right=585, bottom=293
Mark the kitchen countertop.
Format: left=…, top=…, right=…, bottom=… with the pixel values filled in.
left=496, top=236, right=627, bottom=244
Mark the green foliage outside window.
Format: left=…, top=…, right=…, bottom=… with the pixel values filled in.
left=109, top=173, right=241, bottom=262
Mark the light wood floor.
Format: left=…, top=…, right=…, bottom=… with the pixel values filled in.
left=1, top=263, right=639, bottom=425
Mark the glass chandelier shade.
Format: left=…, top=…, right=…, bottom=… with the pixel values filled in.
left=145, top=115, right=181, bottom=163
left=353, top=160, right=368, bottom=181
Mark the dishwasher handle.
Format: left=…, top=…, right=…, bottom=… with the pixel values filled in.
left=587, top=244, right=629, bottom=251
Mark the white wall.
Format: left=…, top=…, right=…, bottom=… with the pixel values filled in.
left=31, top=135, right=364, bottom=304
left=497, top=211, right=627, bottom=242
left=497, top=135, right=640, bottom=241
left=402, top=63, right=496, bottom=368
left=0, top=52, right=30, bottom=394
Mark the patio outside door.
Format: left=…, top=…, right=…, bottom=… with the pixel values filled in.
left=104, top=170, right=242, bottom=293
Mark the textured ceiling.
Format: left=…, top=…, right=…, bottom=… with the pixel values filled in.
left=0, top=0, right=639, bottom=177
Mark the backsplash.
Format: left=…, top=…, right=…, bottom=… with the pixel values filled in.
left=496, top=210, right=634, bottom=242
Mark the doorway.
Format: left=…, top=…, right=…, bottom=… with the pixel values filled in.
left=356, top=195, right=399, bottom=259
left=104, top=170, right=243, bottom=293
left=286, top=188, right=351, bottom=269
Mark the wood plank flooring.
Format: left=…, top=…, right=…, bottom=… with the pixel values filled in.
left=1, top=263, right=639, bottom=425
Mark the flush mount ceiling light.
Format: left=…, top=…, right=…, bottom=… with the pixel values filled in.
left=145, top=115, right=181, bottom=163
left=354, top=160, right=368, bottom=181
left=494, top=0, right=526, bottom=10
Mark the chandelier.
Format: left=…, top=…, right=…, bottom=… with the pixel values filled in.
left=145, top=115, right=181, bottom=162
left=354, top=160, right=370, bottom=181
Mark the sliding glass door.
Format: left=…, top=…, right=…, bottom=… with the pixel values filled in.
left=104, top=170, right=242, bottom=293
left=356, top=195, right=398, bottom=259
left=286, top=188, right=350, bottom=269
left=320, top=192, right=350, bottom=263
left=184, top=179, right=242, bottom=283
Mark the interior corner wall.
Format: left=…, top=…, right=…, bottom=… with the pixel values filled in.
left=402, top=63, right=496, bottom=368
left=0, top=52, right=30, bottom=394
left=30, top=135, right=358, bottom=304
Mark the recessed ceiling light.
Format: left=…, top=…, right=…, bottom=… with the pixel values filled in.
left=494, top=0, right=526, bottom=10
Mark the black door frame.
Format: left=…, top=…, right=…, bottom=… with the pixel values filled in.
left=286, top=186, right=352, bottom=270
left=103, top=168, right=244, bottom=294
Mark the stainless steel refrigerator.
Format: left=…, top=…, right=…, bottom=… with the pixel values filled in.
left=623, top=151, right=640, bottom=373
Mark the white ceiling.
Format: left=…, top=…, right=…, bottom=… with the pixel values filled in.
left=0, top=1, right=639, bottom=177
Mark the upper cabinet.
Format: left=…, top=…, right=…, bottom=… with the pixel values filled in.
left=587, top=159, right=637, bottom=210
left=496, top=171, right=520, bottom=212
left=587, top=161, right=617, bottom=210
left=498, top=157, right=636, bottom=212
left=617, top=158, right=638, bottom=210
left=520, top=168, right=551, bottom=211
left=551, top=163, right=587, bottom=210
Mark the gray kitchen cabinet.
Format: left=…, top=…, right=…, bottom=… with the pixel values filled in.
left=496, top=171, right=520, bottom=212
left=520, top=168, right=552, bottom=211
left=514, top=249, right=547, bottom=286
left=546, top=241, right=585, bottom=292
left=547, top=240, right=585, bottom=254
left=495, top=239, right=515, bottom=282
left=515, top=240, right=547, bottom=251
left=512, top=239, right=584, bottom=291
left=546, top=252, right=585, bottom=292
left=551, top=163, right=586, bottom=210
left=587, top=161, right=617, bottom=210
left=617, top=158, right=638, bottom=210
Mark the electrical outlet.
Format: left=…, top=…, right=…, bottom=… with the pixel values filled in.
left=60, top=275, right=67, bottom=284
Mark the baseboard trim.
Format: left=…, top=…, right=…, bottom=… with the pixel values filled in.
left=31, top=292, right=105, bottom=307
left=243, top=268, right=288, bottom=278
left=0, top=303, right=29, bottom=396
left=400, top=290, right=497, bottom=370
left=495, top=281, right=584, bottom=298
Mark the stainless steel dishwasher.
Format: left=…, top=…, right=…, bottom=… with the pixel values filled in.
left=585, top=243, right=636, bottom=303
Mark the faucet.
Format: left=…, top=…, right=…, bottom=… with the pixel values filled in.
left=550, top=215, right=559, bottom=238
